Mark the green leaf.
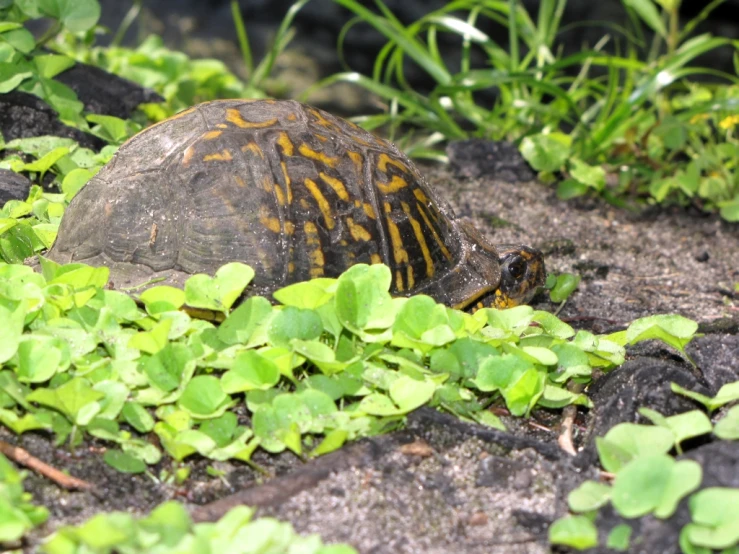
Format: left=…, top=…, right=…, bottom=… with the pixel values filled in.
left=569, top=158, right=606, bottom=191
left=638, top=408, right=713, bottom=448
left=178, top=375, right=231, bottom=418
left=0, top=28, right=34, bottom=53
left=606, top=524, right=632, bottom=552
left=61, top=168, right=94, bottom=201
left=33, top=55, right=75, bottom=79
left=623, top=0, right=668, bottom=38
left=217, top=296, right=272, bottom=346
left=15, top=336, right=66, bottom=383
left=139, top=286, right=186, bottom=315
left=671, top=381, right=739, bottom=413
left=335, top=264, right=396, bottom=340
left=142, top=343, right=194, bottom=394
left=391, top=295, right=460, bottom=350
left=128, top=318, right=172, bottom=354
left=556, top=178, right=589, bottom=200
left=519, top=132, right=572, bottom=172
left=26, top=377, right=104, bottom=425
left=103, top=450, right=147, bottom=474
left=549, top=515, right=598, bottom=550
left=568, top=480, right=611, bottom=512
left=272, top=278, right=337, bottom=308
left=267, top=306, right=323, bottom=348
left=311, top=429, right=348, bottom=456
left=687, top=487, right=739, bottom=549
left=0, top=62, right=32, bottom=93
left=0, top=303, right=25, bottom=364
left=713, top=405, right=739, bottom=440
left=611, top=455, right=701, bottom=519
left=38, top=0, right=101, bottom=32
left=184, top=262, right=254, bottom=313
left=596, top=423, right=674, bottom=473
left=389, top=376, right=436, bottom=413
left=549, top=273, right=581, bottom=303
left=221, top=350, right=280, bottom=393
left=120, top=402, right=154, bottom=433
left=626, top=314, right=698, bottom=355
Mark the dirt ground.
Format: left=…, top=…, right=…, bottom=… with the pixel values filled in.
left=8, top=158, right=739, bottom=554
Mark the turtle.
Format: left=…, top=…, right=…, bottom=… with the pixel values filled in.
left=46, top=99, right=545, bottom=310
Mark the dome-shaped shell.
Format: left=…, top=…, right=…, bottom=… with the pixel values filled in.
left=48, top=99, right=502, bottom=308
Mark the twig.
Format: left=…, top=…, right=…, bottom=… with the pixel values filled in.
left=557, top=405, right=577, bottom=456
left=0, top=440, right=94, bottom=491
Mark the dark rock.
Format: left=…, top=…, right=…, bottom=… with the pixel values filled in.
left=0, top=169, right=32, bottom=204
left=0, top=90, right=104, bottom=150
left=446, top=139, right=536, bottom=182
left=576, top=358, right=709, bottom=467
left=686, top=334, right=739, bottom=393
left=55, top=63, right=162, bottom=120
left=0, top=62, right=162, bottom=157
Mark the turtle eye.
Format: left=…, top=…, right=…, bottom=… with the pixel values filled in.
left=506, top=255, right=526, bottom=281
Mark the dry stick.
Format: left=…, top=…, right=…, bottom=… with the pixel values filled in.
left=557, top=381, right=585, bottom=456
left=557, top=405, right=578, bottom=456
left=0, top=440, right=94, bottom=491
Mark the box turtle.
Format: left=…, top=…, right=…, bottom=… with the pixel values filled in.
left=47, top=99, right=545, bottom=309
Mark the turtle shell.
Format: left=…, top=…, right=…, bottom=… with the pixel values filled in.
left=47, top=99, right=502, bottom=308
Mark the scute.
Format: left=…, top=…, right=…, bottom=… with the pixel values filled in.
left=48, top=99, right=501, bottom=307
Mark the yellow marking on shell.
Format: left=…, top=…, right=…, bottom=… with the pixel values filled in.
left=304, top=221, right=325, bottom=278
left=203, top=149, right=232, bottom=162
left=319, top=172, right=350, bottom=201
left=401, top=201, right=435, bottom=278
left=309, top=108, right=339, bottom=131
left=384, top=202, right=409, bottom=266
left=280, top=161, right=293, bottom=203
left=241, top=142, right=264, bottom=157
left=370, top=253, right=382, bottom=265
left=216, top=123, right=228, bottom=129
left=347, top=151, right=363, bottom=176
left=273, top=184, right=286, bottom=205
left=300, top=198, right=311, bottom=210
left=182, top=145, right=196, bottom=166
left=413, top=189, right=429, bottom=204
left=377, top=153, right=409, bottom=174
left=406, top=266, right=415, bottom=290
left=259, top=206, right=281, bottom=233
left=226, top=108, right=277, bottom=129
left=299, top=144, right=339, bottom=168
left=395, top=270, right=404, bottom=292
left=287, top=113, right=297, bottom=121
left=288, top=261, right=296, bottom=273
left=235, top=176, right=247, bottom=187
left=203, top=130, right=223, bottom=140
left=415, top=202, right=452, bottom=261
left=346, top=217, right=372, bottom=242
left=276, top=132, right=295, bottom=156
left=377, top=175, right=408, bottom=195
left=304, top=178, right=335, bottom=230
left=314, top=133, right=329, bottom=142
left=284, top=221, right=295, bottom=234
left=353, top=200, right=376, bottom=220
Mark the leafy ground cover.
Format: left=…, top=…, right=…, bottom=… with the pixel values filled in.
left=0, top=0, right=738, bottom=553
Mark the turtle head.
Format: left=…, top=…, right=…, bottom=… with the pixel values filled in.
left=489, top=245, right=546, bottom=308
